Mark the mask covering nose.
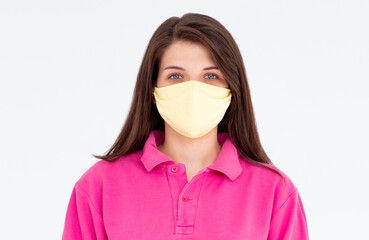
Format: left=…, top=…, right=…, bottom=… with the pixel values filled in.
left=153, top=80, right=232, bottom=138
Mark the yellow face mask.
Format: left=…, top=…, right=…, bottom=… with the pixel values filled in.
left=153, top=80, right=232, bottom=138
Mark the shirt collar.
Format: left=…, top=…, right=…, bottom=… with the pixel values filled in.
left=140, top=130, right=242, bottom=181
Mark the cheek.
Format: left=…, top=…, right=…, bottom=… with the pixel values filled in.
left=155, top=77, right=164, bottom=88
left=156, top=71, right=165, bottom=86
left=220, top=80, right=229, bottom=89
left=156, top=78, right=172, bottom=88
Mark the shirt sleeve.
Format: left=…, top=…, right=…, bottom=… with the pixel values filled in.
left=62, top=183, right=108, bottom=240
left=267, top=189, right=309, bottom=240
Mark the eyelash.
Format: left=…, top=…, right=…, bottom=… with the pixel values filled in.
left=168, top=73, right=220, bottom=80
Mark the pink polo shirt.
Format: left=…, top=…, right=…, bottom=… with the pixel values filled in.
left=62, top=130, right=309, bottom=239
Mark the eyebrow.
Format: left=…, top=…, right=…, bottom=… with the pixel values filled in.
left=163, top=65, right=219, bottom=71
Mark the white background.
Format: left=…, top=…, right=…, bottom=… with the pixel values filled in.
left=1, top=0, right=368, bottom=239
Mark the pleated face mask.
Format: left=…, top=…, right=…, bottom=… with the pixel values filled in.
left=153, top=80, right=232, bottom=138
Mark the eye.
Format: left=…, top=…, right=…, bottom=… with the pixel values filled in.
left=204, top=73, right=219, bottom=80
left=168, top=73, right=183, bottom=79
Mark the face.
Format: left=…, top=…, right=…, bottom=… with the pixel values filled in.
left=156, top=40, right=229, bottom=89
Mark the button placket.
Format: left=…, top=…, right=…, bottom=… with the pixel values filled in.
left=166, top=164, right=188, bottom=226
left=176, top=172, right=207, bottom=235
left=165, top=164, right=209, bottom=235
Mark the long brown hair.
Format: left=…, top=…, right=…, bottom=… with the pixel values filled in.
left=93, top=13, right=282, bottom=177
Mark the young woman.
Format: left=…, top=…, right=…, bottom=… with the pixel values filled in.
left=62, top=13, right=309, bottom=239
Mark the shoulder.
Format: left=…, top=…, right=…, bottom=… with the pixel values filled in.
left=239, top=156, right=298, bottom=204
left=75, top=150, right=142, bottom=193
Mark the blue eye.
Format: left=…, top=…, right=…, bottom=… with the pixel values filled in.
left=205, top=74, right=218, bottom=79
left=169, top=74, right=182, bottom=79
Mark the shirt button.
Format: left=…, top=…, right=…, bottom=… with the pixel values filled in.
left=182, top=195, right=188, bottom=202
left=171, top=166, right=178, bottom=173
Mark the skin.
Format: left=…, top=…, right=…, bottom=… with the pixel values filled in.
left=154, top=40, right=230, bottom=182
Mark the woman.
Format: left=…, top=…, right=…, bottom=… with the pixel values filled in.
left=62, top=13, right=309, bottom=239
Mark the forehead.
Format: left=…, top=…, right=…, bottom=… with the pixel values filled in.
left=160, top=41, right=215, bottom=68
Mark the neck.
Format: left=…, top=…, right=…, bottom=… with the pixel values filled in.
left=157, top=123, right=221, bottom=170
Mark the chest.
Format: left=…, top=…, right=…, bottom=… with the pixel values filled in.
left=102, top=166, right=273, bottom=239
